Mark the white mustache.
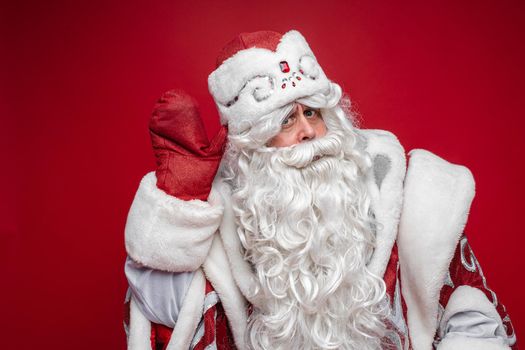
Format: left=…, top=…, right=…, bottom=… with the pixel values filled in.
left=278, top=132, right=344, bottom=168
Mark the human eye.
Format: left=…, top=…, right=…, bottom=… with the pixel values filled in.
left=304, top=109, right=319, bottom=118
left=281, top=115, right=295, bottom=128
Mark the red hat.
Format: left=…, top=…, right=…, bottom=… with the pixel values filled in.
left=215, top=31, right=283, bottom=68
left=208, top=30, right=332, bottom=134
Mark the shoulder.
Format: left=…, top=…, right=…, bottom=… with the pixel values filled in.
left=359, top=128, right=476, bottom=277
left=358, top=129, right=406, bottom=277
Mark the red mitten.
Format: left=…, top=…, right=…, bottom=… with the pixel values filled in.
left=149, top=90, right=228, bottom=201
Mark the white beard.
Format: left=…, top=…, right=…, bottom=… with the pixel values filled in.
left=226, top=110, right=389, bottom=350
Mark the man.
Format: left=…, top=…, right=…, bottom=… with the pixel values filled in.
left=124, top=30, right=516, bottom=350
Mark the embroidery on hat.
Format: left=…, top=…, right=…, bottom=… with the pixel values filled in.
left=225, top=75, right=275, bottom=107
left=298, top=55, right=320, bottom=80
left=223, top=55, right=320, bottom=106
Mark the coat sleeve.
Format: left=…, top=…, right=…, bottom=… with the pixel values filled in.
left=435, top=235, right=517, bottom=350
left=125, top=172, right=224, bottom=272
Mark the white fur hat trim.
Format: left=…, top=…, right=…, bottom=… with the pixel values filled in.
left=208, top=30, right=331, bottom=134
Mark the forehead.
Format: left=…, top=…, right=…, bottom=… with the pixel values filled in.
left=287, top=102, right=317, bottom=115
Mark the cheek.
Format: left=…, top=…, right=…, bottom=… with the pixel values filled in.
left=315, top=120, right=328, bottom=137
left=268, top=132, right=295, bottom=147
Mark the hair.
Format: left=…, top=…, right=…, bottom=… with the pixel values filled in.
left=221, top=83, right=389, bottom=350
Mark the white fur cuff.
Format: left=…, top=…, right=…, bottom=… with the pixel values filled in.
left=125, top=172, right=224, bottom=272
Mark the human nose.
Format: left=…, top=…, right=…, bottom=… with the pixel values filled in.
left=297, top=114, right=316, bottom=142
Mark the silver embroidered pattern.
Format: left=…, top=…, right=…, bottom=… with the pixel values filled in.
left=190, top=291, right=220, bottom=349
left=298, top=55, right=320, bottom=80
left=253, top=76, right=275, bottom=102
left=459, top=236, right=498, bottom=307
left=203, top=291, right=219, bottom=313
left=460, top=237, right=477, bottom=272
left=459, top=235, right=517, bottom=346
left=224, top=75, right=275, bottom=107
left=503, top=315, right=517, bottom=346
left=222, top=55, right=319, bottom=107
left=384, top=262, right=408, bottom=350
left=191, top=317, right=205, bottom=349
left=443, top=270, right=454, bottom=288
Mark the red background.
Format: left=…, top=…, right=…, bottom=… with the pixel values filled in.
left=2, top=1, right=523, bottom=348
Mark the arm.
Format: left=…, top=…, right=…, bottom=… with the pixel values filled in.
left=435, top=236, right=516, bottom=350
left=125, top=171, right=223, bottom=272
left=124, top=90, right=228, bottom=350
left=125, top=89, right=227, bottom=272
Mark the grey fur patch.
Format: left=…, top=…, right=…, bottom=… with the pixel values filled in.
left=373, top=154, right=391, bottom=190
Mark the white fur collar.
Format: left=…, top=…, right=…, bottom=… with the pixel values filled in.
left=397, top=149, right=475, bottom=350
left=214, top=179, right=262, bottom=307
left=358, top=129, right=406, bottom=277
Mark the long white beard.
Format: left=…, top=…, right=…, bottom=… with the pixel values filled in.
left=227, top=116, right=388, bottom=350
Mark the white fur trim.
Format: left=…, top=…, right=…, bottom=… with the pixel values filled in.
left=398, top=149, right=476, bottom=350
left=203, top=235, right=250, bottom=350
left=359, top=129, right=406, bottom=277
left=125, top=172, right=224, bottom=272
left=166, top=269, right=206, bottom=350
left=437, top=286, right=510, bottom=349
left=208, top=30, right=331, bottom=133
left=128, top=295, right=152, bottom=350
left=437, top=336, right=511, bottom=350
left=215, top=179, right=261, bottom=307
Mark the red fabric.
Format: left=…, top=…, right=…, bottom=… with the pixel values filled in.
left=151, top=323, right=173, bottom=350
left=384, top=244, right=410, bottom=323
left=215, top=301, right=235, bottom=349
left=438, top=235, right=517, bottom=349
left=383, top=243, right=412, bottom=349
left=149, top=90, right=228, bottom=201
left=215, top=31, right=282, bottom=67
left=384, top=243, right=399, bottom=298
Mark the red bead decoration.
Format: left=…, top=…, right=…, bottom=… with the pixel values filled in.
left=281, top=83, right=286, bottom=89
left=279, top=61, right=290, bottom=73
left=297, top=76, right=302, bottom=81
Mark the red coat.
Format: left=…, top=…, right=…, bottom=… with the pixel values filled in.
left=124, top=129, right=517, bottom=350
